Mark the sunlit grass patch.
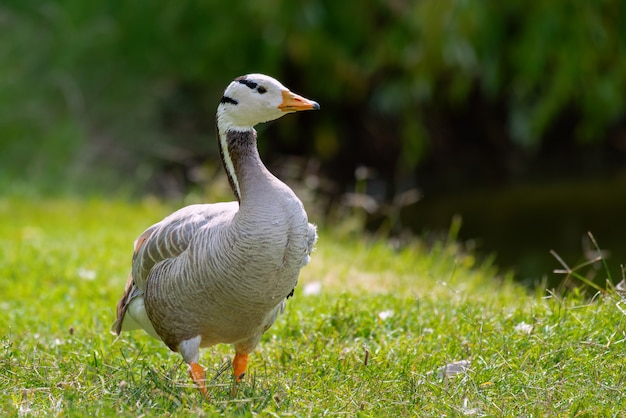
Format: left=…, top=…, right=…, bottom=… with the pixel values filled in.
left=1, top=196, right=625, bottom=415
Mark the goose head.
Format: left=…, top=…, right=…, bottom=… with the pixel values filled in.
left=217, top=74, right=320, bottom=131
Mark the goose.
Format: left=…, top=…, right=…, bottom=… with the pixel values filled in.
left=111, top=74, right=319, bottom=396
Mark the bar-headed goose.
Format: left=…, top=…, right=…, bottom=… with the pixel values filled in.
left=112, top=74, right=319, bottom=396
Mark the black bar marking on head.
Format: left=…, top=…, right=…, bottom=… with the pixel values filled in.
left=220, top=96, right=238, bottom=105
left=236, top=78, right=258, bottom=90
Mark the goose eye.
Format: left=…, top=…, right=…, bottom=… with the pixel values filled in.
left=257, top=86, right=267, bottom=94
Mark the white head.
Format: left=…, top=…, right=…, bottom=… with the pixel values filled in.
left=217, top=73, right=319, bottom=132
left=216, top=74, right=319, bottom=201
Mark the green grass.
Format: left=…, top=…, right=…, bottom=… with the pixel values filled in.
left=2, top=196, right=626, bottom=416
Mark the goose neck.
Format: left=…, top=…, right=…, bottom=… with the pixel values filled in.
left=217, top=126, right=272, bottom=203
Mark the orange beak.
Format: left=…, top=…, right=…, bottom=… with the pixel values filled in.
left=278, top=90, right=320, bottom=112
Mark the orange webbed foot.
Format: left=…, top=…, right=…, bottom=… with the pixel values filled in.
left=233, top=352, right=249, bottom=382
left=188, top=362, right=209, bottom=398
left=231, top=352, right=249, bottom=396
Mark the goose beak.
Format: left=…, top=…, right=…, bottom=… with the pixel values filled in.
left=278, top=90, right=320, bottom=112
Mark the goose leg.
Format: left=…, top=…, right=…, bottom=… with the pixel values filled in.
left=188, top=362, right=208, bottom=396
left=233, top=352, right=249, bottom=382
left=178, top=336, right=208, bottom=397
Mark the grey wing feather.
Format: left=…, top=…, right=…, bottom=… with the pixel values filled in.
left=132, top=202, right=238, bottom=289
left=111, top=202, right=238, bottom=335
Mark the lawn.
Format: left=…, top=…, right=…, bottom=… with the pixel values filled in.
left=1, top=196, right=626, bottom=416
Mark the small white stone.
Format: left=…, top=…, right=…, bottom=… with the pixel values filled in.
left=514, top=321, right=533, bottom=335
left=77, top=268, right=96, bottom=281
left=303, top=281, right=322, bottom=296
left=378, top=310, right=394, bottom=320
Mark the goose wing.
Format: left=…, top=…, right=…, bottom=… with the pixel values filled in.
left=111, top=202, right=238, bottom=335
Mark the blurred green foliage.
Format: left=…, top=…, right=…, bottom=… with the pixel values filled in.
left=1, top=0, right=624, bottom=193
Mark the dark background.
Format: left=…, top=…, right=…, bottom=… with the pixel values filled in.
left=2, top=0, right=625, bottom=285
